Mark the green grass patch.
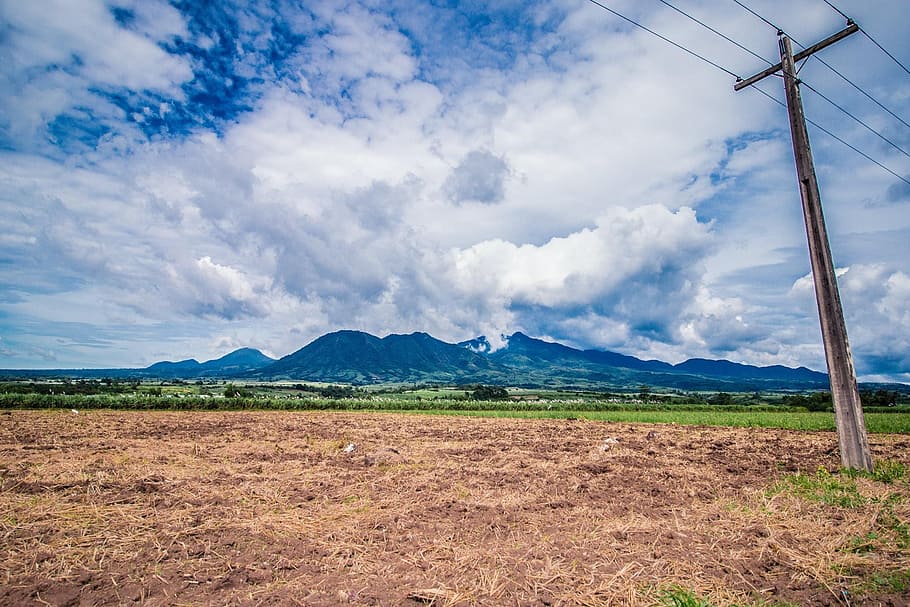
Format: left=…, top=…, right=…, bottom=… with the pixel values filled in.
left=3, top=393, right=910, bottom=433
left=651, top=586, right=798, bottom=607
left=860, top=570, right=910, bottom=594
left=378, top=408, right=910, bottom=433
left=770, top=465, right=909, bottom=552
left=657, top=587, right=712, bottom=607
left=769, top=467, right=868, bottom=508
left=844, top=459, right=908, bottom=484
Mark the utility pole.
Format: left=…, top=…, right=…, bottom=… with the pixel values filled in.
left=735, top=22, right=872, bottom=471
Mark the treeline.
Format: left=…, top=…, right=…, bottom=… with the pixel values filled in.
left=0, top=379, right=136, bottom=395
left=0, top=392, right=818, bottom=413
left=779, top=390, right=903, bottom=411
left=292, top=383, right=363, bottom=399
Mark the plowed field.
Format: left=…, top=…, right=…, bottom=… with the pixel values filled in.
left=2, top=411, right=908, bottom=606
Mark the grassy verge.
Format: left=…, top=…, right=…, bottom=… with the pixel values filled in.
left=3, top=393, right=910, bottom=433
left=379, top=408, right=910, bottom=434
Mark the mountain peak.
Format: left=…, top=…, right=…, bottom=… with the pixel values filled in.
left=200, top=347, right=275, bottom=369
left=255, top=329, right=495, bottom=382
left=459, top=335, right=492, bottom=353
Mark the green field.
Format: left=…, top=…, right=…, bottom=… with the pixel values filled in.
left=389, top=408, right=910, bottom=433
left=3, top=392, right=909, bottom=433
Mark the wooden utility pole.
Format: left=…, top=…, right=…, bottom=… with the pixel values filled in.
left=735, top=23, right=872, bottom=471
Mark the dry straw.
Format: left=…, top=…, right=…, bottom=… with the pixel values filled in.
left=1, top=410, right=908, bottom=606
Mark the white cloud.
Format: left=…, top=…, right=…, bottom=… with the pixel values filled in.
left=879, top=272, right=910, bottom=326
left=0, top=0, right=192, bottom=150
left=0, top=0, right=907, bottom=379
left=451, top=205, right=710, bottom=308
left=444, top=149, right=510, bottom=205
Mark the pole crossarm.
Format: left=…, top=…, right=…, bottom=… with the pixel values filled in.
left=733, top=22, right=858, bottom=90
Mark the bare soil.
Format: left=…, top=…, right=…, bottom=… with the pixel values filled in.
left=1, top=411, right=908, bottom=606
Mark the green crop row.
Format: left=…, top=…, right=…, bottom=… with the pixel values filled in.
left=3, top=393, right=910, bottom=433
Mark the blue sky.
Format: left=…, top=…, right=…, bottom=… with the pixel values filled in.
left=1, top=0, right=908, bottom=381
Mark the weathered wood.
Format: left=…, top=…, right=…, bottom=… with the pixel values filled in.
left=778, top=34, right=872, bottom=471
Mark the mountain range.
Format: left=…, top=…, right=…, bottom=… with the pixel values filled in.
left=1, top=330, right=833, bottom=390
left=195, top=330, right=827, bottom=390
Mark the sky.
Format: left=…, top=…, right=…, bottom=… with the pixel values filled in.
left=1, top=0, right=908, bottom=381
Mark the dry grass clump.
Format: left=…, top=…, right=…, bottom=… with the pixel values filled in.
left=1, top=410, right=908, bottom=606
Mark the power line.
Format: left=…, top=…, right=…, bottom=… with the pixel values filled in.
left=729, top=0, right=910, bottom=183
left=583, top=0, right=910, bottom=186
left=801, top=81, right=910, bottom=160
left=821, top=0, right=910, bottom=75
left=656, top=0, right=773, bottom=66
left=730, top=0, right=799, bottom=45
left=753, top=83, right=910, bottom=187
left=810, top=2, right=910, bottom=130
left=730, top=0, right=776, bottom=31
left=806, top=112, right=910, bottom=187
left=735, top=0, right=910, bottom=132
left=583, top=0, right=741, bottom=78
left=811, top=55, right=910, bottom=132
left=752, top=82, right=910, bottom=188
left=861, top=28, right=910, bottom=77
left=821, top=0, right=850, bottom=21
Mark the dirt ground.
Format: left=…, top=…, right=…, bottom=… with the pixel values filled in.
left=1, top=411, right=908, bottom=606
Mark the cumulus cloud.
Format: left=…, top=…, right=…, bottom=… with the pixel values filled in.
left=439, top=204, right=756, bottom=356
left=0, top=0, right=191, bottom=150
left=0, top=0, right=907, bottom=379
left=451, top=205, right=710, bottom=306
left=166, top=256, right=269, bottom=319
left=789, top=264, right=910, bottom=375
left=444, top=149, right=510, bottom=204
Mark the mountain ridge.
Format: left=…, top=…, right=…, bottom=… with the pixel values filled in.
left=0, top=330, right=839, bottom=390
left=246, top=329, right=829, bottom=390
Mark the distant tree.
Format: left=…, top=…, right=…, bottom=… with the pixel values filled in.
left=471, top=385, right=509, bottom=401
left=637, top=385, right=651, bottom=402
left=318, top=385, right=355, bottom=399
left=707, top=392, right=733, bottom=406
left=686, top=392, right=708, bottom=405
left=860, top=389, right=899, bottom=407
left=223, top=383, right=249, bottom=398
left=783, top=391, right=831, bottom=411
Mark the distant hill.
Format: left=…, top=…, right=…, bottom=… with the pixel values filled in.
left=0, top=331, right=836, bottom=390
left=144, top=358, right=201, bottom=375
left=672, top=358, right=826, bottom=382
left=251, top=331, right=498, bottom=383
left=471, top=332, right=827, bottom=390
left=197, top=347, right=276, bottom=376
left=246, top=330, right=829, bottom=390
left=139, top=348, right=276, bottom=379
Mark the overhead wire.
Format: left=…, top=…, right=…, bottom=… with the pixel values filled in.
left=860, top=28, right=910, bottom=77
left=801, top=81, right=910, bottom=160
left=810, top=54, right=910, bottom=132
left=731, top=0, right=797, bottom=44
left=728, top=0, right=910, bottom=182
left=655, top=0, right=773, bottom=66
left=750, top=85, right=910, bottom=187
left=812, top=1, right=910, bottom=130
left=582, top=0, right=910, bottom=186
left=804, top=117, right=910, bottom=186
left=822, top=0, right=910, bottom=75
left=820, top=0, right=849, bottom=21
left=735, top=0, right=910, bottom=133
left=583, top=0, right=741, bottom=79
